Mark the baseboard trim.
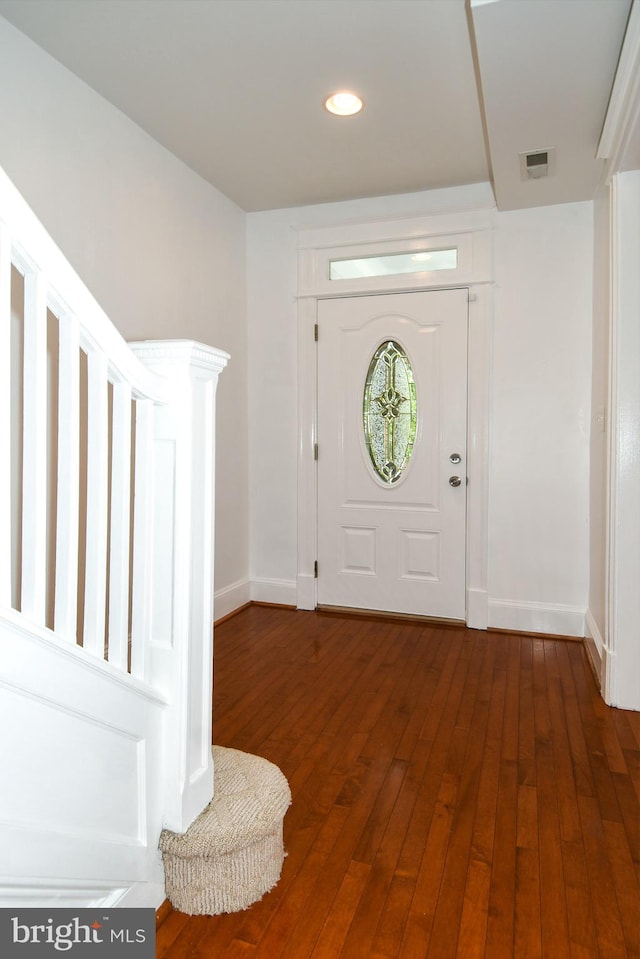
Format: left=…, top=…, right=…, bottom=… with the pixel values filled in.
left=215, top=601, right=590, bottom=646
left=214, top=578, right=251, bottom=623
left=584, top=633, right=603, bottom=690
left=251, top=600, right=297, bottom=611
left=215, top=602, right=251, bottom=627
left=488, top=627, right=583, bottom=642
left=214, top=592, right=591, bottom=645
left=584, top=609, right=604, bottom=690
left=250, top=577, right=297, bottom=607
left=214, top=599, right=297, bottom=629
left=488, top=598, right=586, bottom=638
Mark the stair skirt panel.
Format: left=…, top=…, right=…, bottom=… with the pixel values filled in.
left=0, top=618, right=167, bottom=905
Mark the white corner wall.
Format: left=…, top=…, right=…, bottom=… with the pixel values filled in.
left=605, top=170, right=640, bottom=710
left=586, top=186, right=611, bottom=667
left=248, top=189, right=593, bottom=636
left=0, top=17, right=249, bottom=610
left=488, top=202, right=593, bottom=635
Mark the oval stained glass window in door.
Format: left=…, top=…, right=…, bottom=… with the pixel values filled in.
left=363, top=340, right=417, bottom=483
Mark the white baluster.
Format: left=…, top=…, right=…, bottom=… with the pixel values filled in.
left=82, top=349, right=109, bottom=657
left=21, top=267, right=47, bottom=624
left=0, top=222, right=11, bottom=607
left=54, top=312, right=80, bottom=640
left=107, top=380, right=132, bottom=670
left=130, top=397, right=153, bottom=680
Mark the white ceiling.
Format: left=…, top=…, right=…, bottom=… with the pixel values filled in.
left=0, top=0, right=633, bottom=212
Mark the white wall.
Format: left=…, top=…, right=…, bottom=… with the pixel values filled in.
left=587, top=186, right=611, bottom=662
left=488, top=202, right=593, bottom=634
left=0, top=17, right=249, bottom=608
left=605, top=170, right=640, bottom=710
left=248, top=189, right=594, bottom=635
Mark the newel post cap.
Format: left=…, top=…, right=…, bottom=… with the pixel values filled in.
left=129, top=339, right=230, bottom=378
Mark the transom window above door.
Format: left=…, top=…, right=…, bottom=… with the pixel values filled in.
left=330, top=248, right=457, bottom=280
left=298, top=226, right=482, bottom=296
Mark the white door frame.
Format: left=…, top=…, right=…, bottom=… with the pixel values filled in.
left=295, top=211, right=493, bottom=628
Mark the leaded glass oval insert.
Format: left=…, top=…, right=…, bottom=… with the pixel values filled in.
left=363, top=340, right=417, bottom=484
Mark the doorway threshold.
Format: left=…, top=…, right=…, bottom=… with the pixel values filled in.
left=316, top=605, right=465, bottom=628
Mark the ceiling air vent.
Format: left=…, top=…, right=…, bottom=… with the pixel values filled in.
left=520, top=148, right=556, bottom=181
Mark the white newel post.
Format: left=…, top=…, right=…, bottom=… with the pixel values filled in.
left=130, top=340, right=229, bottom=833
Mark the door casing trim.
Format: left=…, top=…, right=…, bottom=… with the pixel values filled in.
left=296, top=212, right=493, bottom=628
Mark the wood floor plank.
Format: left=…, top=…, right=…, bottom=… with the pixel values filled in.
left=159, top=607, right=639, bottom=959
left=561, top=838, right=599, bottom=959
left=455, top=857, right=491, bottom=959
left=533, top=639, right=571, bottom=958
left=517, top=637, right=536, bottom=789
left=426, top=639, right=494, bottom=958
left=158, top=915, right=211, bottom=959
left=398, top=774, right=459, bottom=958
left=578, top=794, right=630, bottom=959
left=484, top=637, right=521, bottom=959
left=155, top=910, right=191, bottom=959
left=484, top=756, right=518, bottom=959
left=352, top=758, right=409, bottom=865
left=601, top=820, right=640, bottom=958
left=224, top=940, right=256, bottom=957
left=555, top=642, right=597, bottom=800
left=369, top=874, right=416, bottom=959
left=456, top=641, right=507, bottom=958
left=611, top=768, right=640, bottom=880
left=310, top=859, right=371, bottom=959
left=365, top=736, right=441, bottom=957
left=513, top=784, right=542, bottom=959
left=191, top=916, right=246, bottom=959
left=276, top=756, right=401, bottom=957
left=394, top=630, right=448, bottom=762
left=247, top=803, right=350, bottom=955
left=338, top=861, right=403, bottom=959
left=544, top=642, right=583, bottom=843
left=394, top=637, right=474, bottom=886
left=613, top=706, right=640, bottom=754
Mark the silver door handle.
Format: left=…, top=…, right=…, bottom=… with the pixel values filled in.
left=449, top=476, right=462, bottom=487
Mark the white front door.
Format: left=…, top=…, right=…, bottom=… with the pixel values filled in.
left=317, top=289, right=468, bottom=619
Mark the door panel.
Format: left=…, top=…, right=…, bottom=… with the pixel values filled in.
left=317, top=289, right=468, bottom=619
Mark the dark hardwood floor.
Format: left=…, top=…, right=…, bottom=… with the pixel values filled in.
left=158, top=605, right=640, bottom=959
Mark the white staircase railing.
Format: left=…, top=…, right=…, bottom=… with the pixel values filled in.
left=0, top=166, right=228, bottom=907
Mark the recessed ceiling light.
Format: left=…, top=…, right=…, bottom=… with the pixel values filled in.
left=324, top=91, right=364, bottom=117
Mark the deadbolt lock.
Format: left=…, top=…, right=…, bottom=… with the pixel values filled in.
left=449, top=453, right=462, bottom=464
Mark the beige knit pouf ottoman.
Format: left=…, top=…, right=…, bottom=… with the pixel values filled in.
left=159, top=746, right=291, bottom=915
